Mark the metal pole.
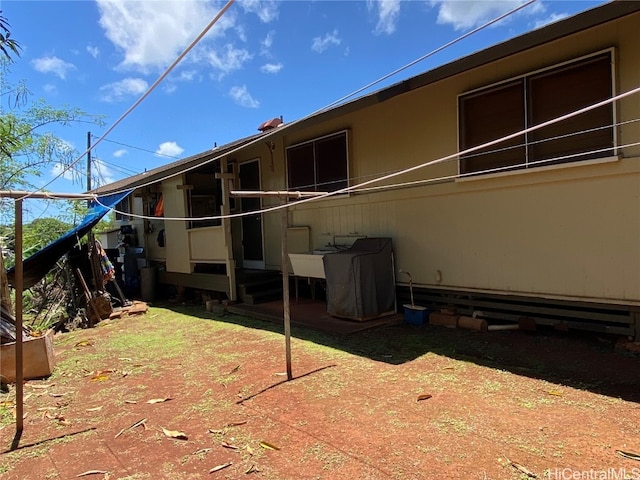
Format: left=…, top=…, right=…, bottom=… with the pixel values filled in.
left=15, top=198, right=24, bottom=434
left=280, top=198, right=292, bottom=380
left=87, top=131, right=92, bottom=194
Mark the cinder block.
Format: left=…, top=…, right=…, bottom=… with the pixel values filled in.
left=429, top=313, right=458, bottom=328
left=457, top=316, right=488, bottom=332
left=518, top=317, right=537, bottom=332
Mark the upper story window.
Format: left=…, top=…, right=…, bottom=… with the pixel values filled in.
left=286, top=130, right=349, bottom=192
left=459, top=51, right=614, bottom=176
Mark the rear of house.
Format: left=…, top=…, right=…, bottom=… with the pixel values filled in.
left=94, top=1, right=640, bottom=338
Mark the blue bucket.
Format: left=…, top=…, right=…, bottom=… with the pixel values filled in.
left=403, top=304, right=429, bottom=326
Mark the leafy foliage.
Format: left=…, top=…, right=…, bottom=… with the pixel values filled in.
left=0, top=12, right=20, bottom=62
left=0, top=14, right=108, bottom=328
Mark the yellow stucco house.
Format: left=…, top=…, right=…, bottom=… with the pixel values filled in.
left=94, top=0, right=640, bottom=338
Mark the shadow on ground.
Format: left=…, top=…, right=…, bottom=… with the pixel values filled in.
left=154, top=301, right=640, bottom=404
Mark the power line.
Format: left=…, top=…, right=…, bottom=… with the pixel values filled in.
left=18, top=0, right=236, bottom=201
left=96, top=137, right=183, bottom=160
left=90, top=0, right=539, bottom=199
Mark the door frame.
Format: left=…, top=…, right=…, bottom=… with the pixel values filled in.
left=239, top=159, right=265, bottom=269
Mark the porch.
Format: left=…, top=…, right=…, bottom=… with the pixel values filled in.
left=228, top=297, right=404, bottom=335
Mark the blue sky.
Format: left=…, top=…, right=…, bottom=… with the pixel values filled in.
left=3, top=0, right=606, bottom=216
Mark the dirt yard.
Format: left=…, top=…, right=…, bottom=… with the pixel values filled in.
left=1, top=304, right=639, bottom=479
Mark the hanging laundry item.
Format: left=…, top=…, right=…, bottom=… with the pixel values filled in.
left=96, top=239, right=116, bottom=282
left=154, top=194, right=164, bottom=217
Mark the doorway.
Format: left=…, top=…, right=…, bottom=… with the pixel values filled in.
left=239, top=159, right=264, bottom=269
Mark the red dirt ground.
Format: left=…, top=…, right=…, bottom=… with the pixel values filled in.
left=1, top=304, right=639, bottom=479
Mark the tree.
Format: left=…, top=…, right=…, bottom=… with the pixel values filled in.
left=0, top=12, right=20, bottom=61
left=0, top=12, right=105, bottom=222
left=0, top=13, right=107, bottom=328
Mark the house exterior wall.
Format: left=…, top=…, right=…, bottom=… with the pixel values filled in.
left=253, top=12, right=640, bottom=304
left=162, top=175, right=191, bottom=273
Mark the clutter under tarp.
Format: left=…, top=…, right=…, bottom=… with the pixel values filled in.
left=323, top=237, right=396, bottom=321
left=6, top=191, right=131, bottom=290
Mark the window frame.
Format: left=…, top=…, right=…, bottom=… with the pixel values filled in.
left=457, top=48, right=617, bottom=178
left=286, top=129, right=350, bottom=193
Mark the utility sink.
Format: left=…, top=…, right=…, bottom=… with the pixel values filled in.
left=289, top=251, right=335, bottom=279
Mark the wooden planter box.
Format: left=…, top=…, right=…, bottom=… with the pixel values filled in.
left=0, top=329, right=55, bottom=383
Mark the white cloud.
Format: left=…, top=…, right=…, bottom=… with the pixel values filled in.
left=430, top=0, right=538, bottom=31
left=311, top=29, right=341, bottom=53
left=155, top=141, right=184, bottom=158
left=534, top=12, right=569, bottom=29
left=260, top=30, right=275, bottom=56
left=31, top=56, right=76, bottom=79
left=43, top=84, right=57, bottom=94
left=201, top=44, right=252, bottom=77
left=177, top=70, right=198, bottom=82
left=96, top=0, right=238, bottom=72
left=99, top=77, right=148, bottom=102
left=113, top=149, right=128, bottom=158
left=367, top=0, right=401, bottom=35
left=93, top=159, right=117, bottom=186
left=50, top=163, right=76, bottom=181
left=87, top=44, right=100, bottom=58
left=261, top=62, right=282, bottom=74
left=229, top=85, right=260, bottom=108
left=239, top=0, right=279, bottom=23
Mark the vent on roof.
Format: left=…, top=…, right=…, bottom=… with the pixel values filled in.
left=258, top=116, right=283, bottom=132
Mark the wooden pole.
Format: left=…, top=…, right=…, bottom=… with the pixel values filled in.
left=15, top=198, right=24, bottom=434
left=280, top=198, right=292, bottom=380
left=76, top=268, right=101, bottom=327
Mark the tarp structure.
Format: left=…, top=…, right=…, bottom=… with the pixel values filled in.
left=7, top=191, right=132, bottom=289
left=323, top=238, right=396, bottom=321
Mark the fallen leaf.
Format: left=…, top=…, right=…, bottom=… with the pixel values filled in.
left=161, top=427, right=188, bottom=440
left=547, top=390, right=563, bottom=397
left=118, top=357, right=132, bottom=362
left=0, top=400, right=15, bottom=408
left=506, top=457, right=537, bottom=478
left=259, top=441, right=280, bottom=451
left=417, top=394, right=433, bottom=402
left=616, top=450, right=640, bottom=461
left=91, top=374, right=110, bottom=382
left=74, top=340, right=94, bottom=348
left=226, top=420, right=247, bottom=427
left=221, top=441, right=239, bottom=450
left=29, top=383, right=55, bottom=389
left=246, top=445, right=254, bottom=456
left=49, top=392, right=65, bottom=398
left=115, top=418, right=147, bottom=439
left=209, top=462, right=232, bottom=474
left=76, top=470, right=107, bottom=477
left=146, top=398, right=172, bottom=404
left=86, top=406, right=103, bottom=412
left=208, top=429, right=224, bottom=435
left=124, top=400, right=137, bottom=404
left=245, top=465, right=260, bottom=474
left=273, top=372, right=287, bottom=376
left=227, top=365, right=241, bottom=375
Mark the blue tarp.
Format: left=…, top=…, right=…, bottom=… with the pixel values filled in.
left=7, top=191, right=132, bottom=289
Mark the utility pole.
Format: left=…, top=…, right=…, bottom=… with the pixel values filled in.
left=87, top=132, right=92, bottom=195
